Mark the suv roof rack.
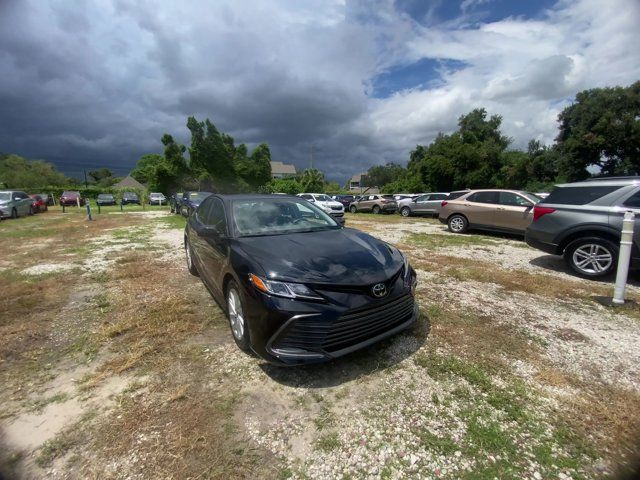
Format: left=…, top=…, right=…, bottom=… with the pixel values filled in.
left=585, top=176, right=640, bottom=181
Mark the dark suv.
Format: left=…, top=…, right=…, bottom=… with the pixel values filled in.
left=525, top=178, right=640, bottom=278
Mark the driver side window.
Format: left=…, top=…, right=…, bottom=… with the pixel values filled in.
left=499, top=192, right=531, bottom=206
left=198, top=197, right=227, bottom=233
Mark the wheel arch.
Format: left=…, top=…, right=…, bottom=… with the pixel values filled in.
left=558, top=228, right=621, bottom=255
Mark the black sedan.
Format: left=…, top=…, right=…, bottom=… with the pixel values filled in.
left=184, top=194, right=418, bottom=365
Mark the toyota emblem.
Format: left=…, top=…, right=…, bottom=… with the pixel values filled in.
left=371, top=283, right=387, bottom=298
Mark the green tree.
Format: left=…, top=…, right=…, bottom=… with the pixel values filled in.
left=131, top=154, right=164, bottom=184
left=299, top=168, right=325, bottom=192
left=363, top=163, right=406, bottom=188
left=0, top=154, right=70, bottom=189
left=267, top=177, right=302, bottom=195
left=235, top=143, right=272, bottom=189
left=187, top=117, right=237, bottom=191
left=88, top=168, right=113, bottom=183
left=556, top=81, right=640, bottom=179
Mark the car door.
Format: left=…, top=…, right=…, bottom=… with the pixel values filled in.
left=14, top=192, right=32, bottom=215
left=493, top=192, right=535, bottom=232
left=191, top=196, right=229, bottom=298
left=422, top=193, right=448, bottom=214
left=460, top=191, right=499, bottom=227
left=613, top=188, right=640, bottom=257
left=412, top=195, right=430, bottom=214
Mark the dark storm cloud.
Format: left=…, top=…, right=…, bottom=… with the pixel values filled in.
left=0, top=0, right=638, bottom=184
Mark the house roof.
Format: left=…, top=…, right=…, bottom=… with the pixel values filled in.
left=270, top=161, right=297, bottom=175
left=113, top=175, right=145, bottom=189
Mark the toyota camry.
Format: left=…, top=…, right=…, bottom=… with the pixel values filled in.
left=184, top=194, right=418, bottom=365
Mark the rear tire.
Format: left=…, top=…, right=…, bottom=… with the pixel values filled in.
left=11, top=208, right=18, bottom=219
left=400, top=206, right=411, bottom=217
left=373, top=205, right=381, bottom=214
left=226, top=281, right=251, bottom=352
left=184, top=239, right=199, bottom=277
left=350, top=205, right=357, bottom=213
left=564, top=237, right=618, bottom=278
left=448, top=214, right=468, bottom=233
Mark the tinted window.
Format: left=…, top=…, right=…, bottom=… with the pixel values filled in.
left=415, top=195, right=429, bottom=202
left=448, top=191, right=468, bottom=200
left=467, top=191, right=498, bottom=204
left=429, top=194, right=448, bottom=201
left=498, top=192, right=532, bottom=206
left=198, top=197, right=227, bottom=233
left=300, top=194, right=312, bottom=200
left=622, top=190, right=640, bottom=208
left=544, top=186, right=622, bottom=205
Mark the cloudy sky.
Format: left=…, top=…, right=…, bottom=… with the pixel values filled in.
left=1, top=0, right=639, bottom=184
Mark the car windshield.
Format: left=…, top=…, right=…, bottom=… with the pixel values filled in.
left=124, top=193, right=137, bottom=197
left=315, top=194, right=332, bottom=201
left=232, top=198, right=340, bottom=236
left=0, top=193, right=11, bottom=201
left=189, top=192, right=212, bottom=200
left=98, top=194, right=112, bottom=198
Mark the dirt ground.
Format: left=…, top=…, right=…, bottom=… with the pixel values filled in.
left=0, top=208, right=639, bottom=479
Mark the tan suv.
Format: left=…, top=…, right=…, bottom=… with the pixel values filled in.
left=438, top=190, right=541, bottom=234
left=349, top=194, right=398, bottom=214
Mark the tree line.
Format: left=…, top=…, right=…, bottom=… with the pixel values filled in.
left=365, top=81, right=640, bottom=193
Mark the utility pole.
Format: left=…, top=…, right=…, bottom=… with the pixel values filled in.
left=310, top=144, right=314, bottom=170
left=83, top=169, right=88, bottom=188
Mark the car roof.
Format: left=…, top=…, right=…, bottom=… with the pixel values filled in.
left=555, top=179, right=640, bottom=187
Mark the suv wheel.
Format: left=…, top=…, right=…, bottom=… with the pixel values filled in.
left=372, top=205, right=381, bottom=214
left=448, top=214, right=468, bottom=233
left=226, top=281, right=250, bottom=351
left=350, top=205, right=357, bottom=213
left=400, top=206, right=411, bottom=217
left=565, top=237, right=617, bottom=278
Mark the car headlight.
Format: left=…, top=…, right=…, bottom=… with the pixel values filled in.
left=249, top=273, right=323, bottom=300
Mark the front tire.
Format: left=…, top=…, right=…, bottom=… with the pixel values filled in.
left=11, top=208, right=18, bottom=219
left=350, top=205, right=357, bottom=213
left=448, top=214, right=468, bottom=233
left=372, top=205, right=381, bottom=214
left=400, top=206, right=411, bottom=217
left=226, top=281, right=250, bottom=351
left=184, top=240, right=199, bottom=276
left=565, top=237, right=618, bottom=278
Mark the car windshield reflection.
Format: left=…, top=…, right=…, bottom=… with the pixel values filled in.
left=232, top=198, right=340, bottom=237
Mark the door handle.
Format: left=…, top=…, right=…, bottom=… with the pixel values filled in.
left=497, top=207, right=505, bottom=210
left=463, top=203, right=470, bottom=207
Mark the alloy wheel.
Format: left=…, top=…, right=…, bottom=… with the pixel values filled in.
left=572, top=244, right=613, bottom=275
left=227, top=289, right=245, bottom=340
left=449, top=216, right=465, bottom=232
left=401, top=207, right=410, bottom=217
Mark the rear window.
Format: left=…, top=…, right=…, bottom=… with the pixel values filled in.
left=467, top=191, right=499, bottom=204
left=544, top=186, right=621, bottom=205
left=448, top=191, right=468, bottom=200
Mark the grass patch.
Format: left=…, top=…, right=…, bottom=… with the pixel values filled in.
left=157, top=214, right=187, bottom=230
left=315, top=432, right=340, bottom=452
left=406, top=232, right=497, bottom=249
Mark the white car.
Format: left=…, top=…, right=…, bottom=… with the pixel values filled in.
left=149, top=192, right=167, bottom=205
left=297, top=193, right=345, bottom=224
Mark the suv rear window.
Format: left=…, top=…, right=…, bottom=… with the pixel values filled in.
left=544, top=186, right=621, bottom=205
left=448, top=191, right=468, bottom=200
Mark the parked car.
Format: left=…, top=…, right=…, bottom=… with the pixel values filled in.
left=121, top=192, right=141, bottom=205
left=29, top=194, right=48, bottom=213
left=169, top=192, right=184, bottom=214
left=0, top=190, right=34, bottom=218
left=526, top=178, right=640, bottom=278
left=349, top=194, right=398, bottom=214
left=32, top=193, right=53, bottom=206
left=180, top=191, right=213, bottom=217
left=398, top=192, right=449, bottom=217
left=96, top=193, right=117, bottom=206
left=149, top=192, right=167, bottom=205
left=59, top=191, right=85, bottom=206
left=332, top=194, right=355, bottom=211
left=297, top=193, right=345, bottom=224
left=184, top=194, right=418, bottom=365
left=439, top=189, right=542, bottom=235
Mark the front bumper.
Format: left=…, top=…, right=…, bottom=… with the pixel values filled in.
left=244, top=281, right=418, bottom=366
left=0, top=206, right=10, bottom=218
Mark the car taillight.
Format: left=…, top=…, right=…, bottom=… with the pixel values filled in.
left=533, top=206, right=556, bottom=221
left=441, top=201, right=448, bottom=207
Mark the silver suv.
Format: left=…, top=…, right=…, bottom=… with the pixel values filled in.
left=525, top=178, right=640, bottom=278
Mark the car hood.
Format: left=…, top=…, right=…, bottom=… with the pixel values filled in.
left=235, top=228, right=402, bottom=285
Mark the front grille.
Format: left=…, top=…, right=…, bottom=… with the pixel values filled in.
left=331, top=206, right=343, bottom=211
left=271, top=294, right=414, bottom=354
